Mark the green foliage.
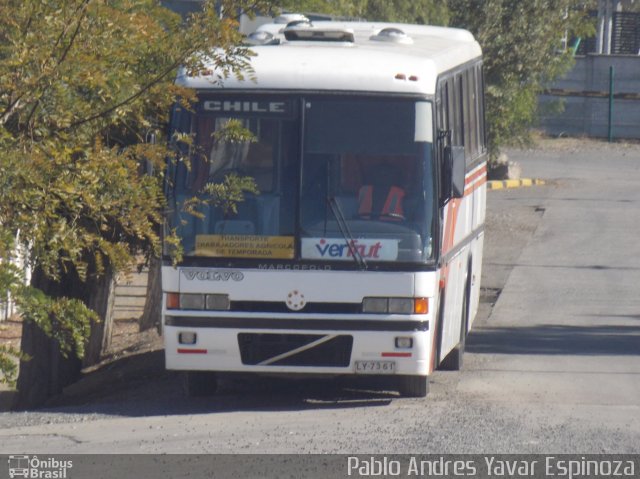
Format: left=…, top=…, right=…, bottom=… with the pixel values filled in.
left=202, top=173, right=260, bottom=217
left=213, top=118, right=259, bottom=144
left=0, top=0, right=273, bottom=385
left=356, top=0, right=449, bottom=24
left=0, top=345, right=22, bottom=387
left=281, top=0, right=449, bottom=24
left=448, top=0, right=594, bottom=154
left=16, top=287, right=94, bottom=359
left=0, top=235, right=21, bottom=295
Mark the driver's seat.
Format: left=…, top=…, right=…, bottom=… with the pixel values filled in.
left=357, top=163, right=406, bottom=221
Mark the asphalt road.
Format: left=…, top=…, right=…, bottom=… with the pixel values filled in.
left=0, top=139, right=639, bottom=454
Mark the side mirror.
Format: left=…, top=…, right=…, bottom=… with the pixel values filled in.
left=445, top=145, right=466, bottom=199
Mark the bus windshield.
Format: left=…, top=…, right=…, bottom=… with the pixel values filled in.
left=166, top=95, right=436, bottom=267
left=300, top=98, right=435, bottom=264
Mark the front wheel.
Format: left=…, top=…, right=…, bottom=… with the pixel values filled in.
left=396, top=375, right=429, bottom=398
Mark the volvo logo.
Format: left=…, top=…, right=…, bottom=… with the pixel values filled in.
left=181, top=270, right=244, bottom=281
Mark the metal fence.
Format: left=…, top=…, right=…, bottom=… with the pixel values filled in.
left=539, top=54, right=640, bottom=140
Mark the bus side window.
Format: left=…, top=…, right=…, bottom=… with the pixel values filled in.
left=478, top=65, right=487, bottom=153
left=447, top=77, right=456, bottom=145
left=456, top=73, right=464, bottom=150
left=467, top=68, right=477, bottom=161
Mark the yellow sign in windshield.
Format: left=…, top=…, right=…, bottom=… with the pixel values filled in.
left=195, top=235, right=294, bottom=259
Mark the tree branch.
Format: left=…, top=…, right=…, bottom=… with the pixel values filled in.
left=58, top=41, right=206, bottom=133
left=1, top=1, right=91, bottom=129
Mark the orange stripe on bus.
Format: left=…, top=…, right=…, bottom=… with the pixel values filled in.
left=464, top=176, right=487, bottom=196
left=465, top=165, right=487, bottom=185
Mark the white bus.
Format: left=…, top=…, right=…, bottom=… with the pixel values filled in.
left=163, top=17, right=487, bottom=397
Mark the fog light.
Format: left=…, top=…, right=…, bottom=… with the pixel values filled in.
left=180, top=293, right=205, bottom=310
left=178, top=331, right=197, bottom=345
left=206, top=294, right=230, bottom=310
left=395, top=337, right=413, bottom=349
left=362, top=297, right=388, bottom=313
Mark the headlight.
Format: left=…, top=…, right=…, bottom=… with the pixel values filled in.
left=180, top=293, right=205, bottom=310
left=362, top=297, right=429, bottom=315
left=388, top=298, right=414, bottom=314
left=362, top=297, right=389, bottom=313
left=206, top=294, right=230, bottom=311
left=166, top=293, right=231, bottom=311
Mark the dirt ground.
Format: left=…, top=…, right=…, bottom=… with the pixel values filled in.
left=1, top=315, right=162, bottom=363
left=0, top=315, right=163, bottom=410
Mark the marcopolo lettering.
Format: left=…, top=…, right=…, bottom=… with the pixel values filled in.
left=203, top=100, right=287, bottom=114
left=258, top=264, right=333, bottom=270
left=182, top=270, right=244, bottom=281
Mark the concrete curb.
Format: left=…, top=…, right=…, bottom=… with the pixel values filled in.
left=488, top=178, right=546, bottom=190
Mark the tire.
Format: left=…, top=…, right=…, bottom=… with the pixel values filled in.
left=397, top=375, right=429, bottom=398
left=183, top=371, right=218, bottom=397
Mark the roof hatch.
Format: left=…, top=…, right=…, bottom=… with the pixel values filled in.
left=245, top=30, right=280, bottom=46
left=370, top=27, right=413, bottom=45
left=283, top=24, right=355, bottom=43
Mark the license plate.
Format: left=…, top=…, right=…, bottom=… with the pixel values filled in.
left=354, top=360, right=396, bottom=374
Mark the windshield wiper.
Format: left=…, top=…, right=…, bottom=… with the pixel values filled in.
left=326, top=196, right=367, bottom=271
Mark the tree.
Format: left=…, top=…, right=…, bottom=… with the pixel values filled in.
left=448, top=0, right=594, bottom=154
left=281, top=0, right=449, bottom=23
left=0, top=0, right=272, bottom=407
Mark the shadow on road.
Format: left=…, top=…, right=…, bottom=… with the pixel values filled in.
left=467, top=323, right=640, bottom=356
left=4, top=350, right=399, bottom=416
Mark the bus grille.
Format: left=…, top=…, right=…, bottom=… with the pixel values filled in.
left=238, top=333, right=353, bottom=367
